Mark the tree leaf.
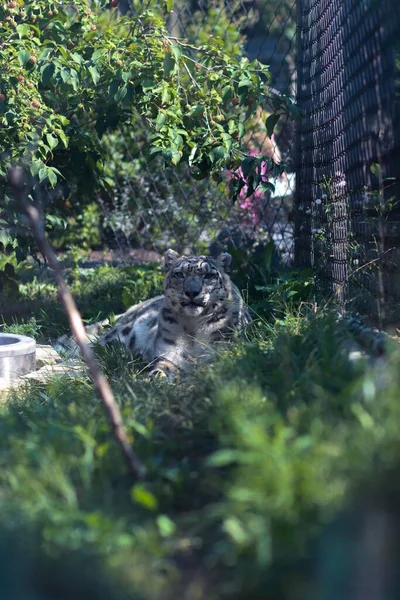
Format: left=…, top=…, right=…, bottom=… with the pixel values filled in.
left=238, top=78, right=252, bottom=88
left=30, top=161, right=43, bottom=177
left=265, top=113, right=280, bottom=138
left=170, top=148, right=182, bottom=165
left=370, top=163, right=382, bottom=179
left=16, top=24, right=30, bottom=39
left=88, top=65, right=100, bottom=85
left=206, top=449, right=241, bottom=467
left=155, top=111, right=166, bottom=131
left=257, top=181, right=275, bottom=194
left=210, top=145, right=226, bottom=164
left=114, top=85, right=127, bottom=103
left=58, top=130, right=69, bottom=148
left=188, top=145, right=197, bottom=166
left=157, top=515, right=176, bottom=537
left=166, top=0, right=174, bottom=12
left=163, top=53, right=175, bottom=77
left=171, top=44, right=182, bottom=61
left=240, top=155, right=256, bottom=178
left=18, top=49, right=31, bottom=67
left=38, top=167, right=48, bottom=183
left=131, top=485, right=158, bottom=511
left=47, top=168, right=58, bottom=187
left=46, top=133, right=58, bottom=151
left=0, top=230, right=11, bottom=248
left=41, top=63, right=55, bottom=85
left=70, top=52, right=83, bottom=65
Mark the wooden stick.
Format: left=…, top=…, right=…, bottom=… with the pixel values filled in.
left=10, top=169, right=143, bottom=481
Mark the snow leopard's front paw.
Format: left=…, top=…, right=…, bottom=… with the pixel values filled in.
left=147, top=358, right=179, bottom=383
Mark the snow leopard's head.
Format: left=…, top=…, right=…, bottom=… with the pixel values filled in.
left=163, top=249, right=233, bottom=317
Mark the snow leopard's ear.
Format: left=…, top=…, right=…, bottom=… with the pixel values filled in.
left=164, top=249, right=180, bottom=271
left=218, top=252, right=232, bottom=273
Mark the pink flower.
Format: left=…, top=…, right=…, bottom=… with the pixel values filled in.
left=227, top=148, right=273, bottom=226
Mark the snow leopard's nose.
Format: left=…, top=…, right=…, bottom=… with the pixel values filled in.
left=184, top=279, right=202, bottom=298
left=185, top=289, right=199, bottom=299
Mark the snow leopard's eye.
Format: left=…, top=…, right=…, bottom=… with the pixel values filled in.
left=173, top=271, right=185, bottom=279
left=204, top=272, right=217, bottom=281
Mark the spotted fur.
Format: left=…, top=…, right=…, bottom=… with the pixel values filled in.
left=97, top=249, right=251, bottom=379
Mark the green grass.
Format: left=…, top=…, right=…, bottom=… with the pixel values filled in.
left=5, top=262, right=164, bottom=339
left=2, top=271, right=400, bottom=599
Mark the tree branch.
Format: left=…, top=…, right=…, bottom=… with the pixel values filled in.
left=10, top=168, right=143, bottom=482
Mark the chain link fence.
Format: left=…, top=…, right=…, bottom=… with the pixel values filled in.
left=296, top=0, right=400, bottom=326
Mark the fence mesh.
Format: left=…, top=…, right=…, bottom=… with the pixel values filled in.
left=296, top=0, right=400, bottom=326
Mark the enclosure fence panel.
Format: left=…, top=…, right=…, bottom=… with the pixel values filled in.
left=296, top=0, right=400, bottom=325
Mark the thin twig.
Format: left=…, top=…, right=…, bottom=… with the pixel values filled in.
left=10, top=169, right=143, bottom=482
left=344, top=247, right=396, bottom=282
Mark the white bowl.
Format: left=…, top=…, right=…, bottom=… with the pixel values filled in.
left=0, top=333, right=36, bottom=379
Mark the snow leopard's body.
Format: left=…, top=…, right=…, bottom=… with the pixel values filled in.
left=56, top=249, right=251, bottom=379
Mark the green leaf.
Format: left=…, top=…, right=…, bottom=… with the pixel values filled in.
left=58, top=130, right=69, bottom=148
left=47, top=168, right=57, bottom=188
left=121, top=71, right=131, bottom=83
left=170, top=148, right=182, bottom=166
left=210, top=145, right=226, bottom=164
left=30, top=161, right=43, bottom=177
left=88, top=65, right=100, bottom=85
left=131, top=485, right=158, bottom=511
left=0, top=230, right=11, bottom=248
left=265, top=114, right=280, bottom=138
left=370, top=163, right=382, bottom=179
left=38, top=167, right=48, bottom=183
left=161, top=86, right=170, bottom=105
left=222, top=85, right=233, bottom=104
left=257, top=181, right=275, bottom=194
left=70, top=52, right=83, bottom=65
left=16, top=24, right=30, bottom=39
left=141, top=79, right=154, bottom=90
left=41, top=63, right=55, bottom=85
left=238, top=78, right=252, bottom=89
left=155, top=111, right=167, bottom=131
left=221, top=132, right=233, bottom=152
left=157, top=515, right=176, bottom=537
left=163, top=53, right=175, bottom=77
left=18, top=50, right=31, bottom=67
left=46, top=134, right=58, bottom=151
left=241, top=155, right=256, bottom=178
left=149, top=146, right=163, bottom=156
left=69, top=70, right=79, bottom=91
left=207, top=449, right=241, bottom=467
left=60, top=68, right=70, bottom=83
left=114, top=85, right=127, bottom=103
left=188, top=145, right=197, bottom=166
left=58, top=115, right=69, bottom=126
left=171, top=45, right=182, bottom=61
left=166, top=0, right=174, bottom=11
left=91, top=48, right=107, bottom=62
left=46, top=214, right=66, bottom=228
left=187, top=104, right=203, bottom=118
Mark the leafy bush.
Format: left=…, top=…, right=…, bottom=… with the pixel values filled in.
left=0, top=0, right=291, bottom=213
left=0, top=315, right=42, bottom=339
left=5, top=262, right=164, bottom=338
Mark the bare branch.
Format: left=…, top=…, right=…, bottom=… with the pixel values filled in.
left=10, top=168, right=143, bottom=482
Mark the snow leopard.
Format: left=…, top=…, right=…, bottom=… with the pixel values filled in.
left=56, top=249, right=251, bottom=380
